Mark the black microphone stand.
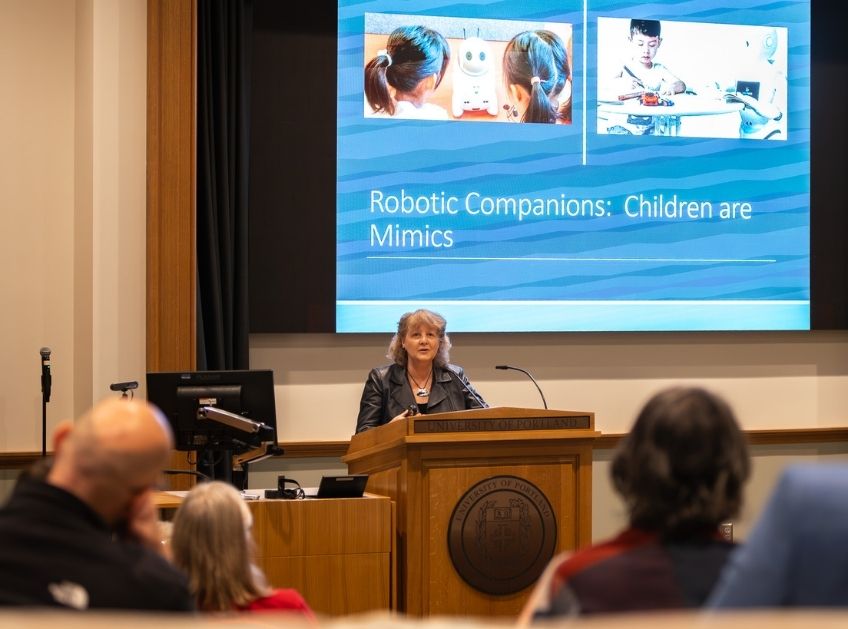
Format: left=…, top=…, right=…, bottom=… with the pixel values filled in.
left=41, top=398, right=47, bottom=458
left=40, top=348, right=52, bottom=458
left=495, top=365, right=548, bottom=409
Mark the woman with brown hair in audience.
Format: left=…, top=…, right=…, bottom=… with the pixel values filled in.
left=170, top=480, right=314, bottom=618
left=521, top=386, right=750, bottom=620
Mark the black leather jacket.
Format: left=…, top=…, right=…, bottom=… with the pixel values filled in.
left=355, top=363, right=487, bottom=433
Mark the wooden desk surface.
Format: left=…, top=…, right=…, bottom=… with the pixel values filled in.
left=153, top=490, right=184, bottom=509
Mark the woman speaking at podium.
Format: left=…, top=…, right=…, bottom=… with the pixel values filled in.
left=356, top=309, right=487, bottom=433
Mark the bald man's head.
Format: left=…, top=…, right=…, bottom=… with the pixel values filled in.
left=48, top=398, right=174, bottom=525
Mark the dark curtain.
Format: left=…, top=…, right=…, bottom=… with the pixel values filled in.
left=196, top=0, right=254, bottom=371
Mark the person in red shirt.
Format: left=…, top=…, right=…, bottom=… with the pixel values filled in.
left=521, top=386, right=750, bottom=620
left=170, top=480, right=315, bottom=619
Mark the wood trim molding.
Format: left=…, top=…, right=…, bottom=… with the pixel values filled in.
left=4, top=428, right=846, bottom=469
left=744, top=427, right=848, bottom=446
left=146, top=0, right=197, bottom=373
left=280, top=441, right=352, bottom=458
left=594, top=434, right=623, bottom=449
left=572, top=427, right=848, bottom=450
left=0, top=453, right=49, bottom=470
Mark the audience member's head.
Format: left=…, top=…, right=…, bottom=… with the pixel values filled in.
left=171, top=480, right=293, bottom=614
left=0, top=398, right=192, bottom=611
left=521, top=386, right=752, bottom=621
left=611, top=386, right=750, bottom=537
left=47, top=398, right=173, bottom=527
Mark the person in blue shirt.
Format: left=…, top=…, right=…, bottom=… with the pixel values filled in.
left=709, top=463, right=848, bottom=608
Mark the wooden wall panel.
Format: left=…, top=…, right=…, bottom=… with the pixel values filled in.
left=261, top=554, right=391, bottom=616
left=146, top=0, right=196, bottom=373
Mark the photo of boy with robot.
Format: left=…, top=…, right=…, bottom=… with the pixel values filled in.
left=597, top=18, right=788, bottom=140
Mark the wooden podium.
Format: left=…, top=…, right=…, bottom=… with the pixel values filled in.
left=343, top=407, right=599, bottom=617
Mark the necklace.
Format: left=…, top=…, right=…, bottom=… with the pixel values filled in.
left=408, top=370, right=432, bottom=398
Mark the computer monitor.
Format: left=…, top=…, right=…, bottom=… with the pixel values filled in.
left=146, top=370, right=278, bottom=455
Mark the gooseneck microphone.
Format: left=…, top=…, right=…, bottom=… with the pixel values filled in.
left=446, top=368, right=488, bottom=409
left=40, top=347, right=52, bottom=403
left=495, top=365, right=548, bottom=409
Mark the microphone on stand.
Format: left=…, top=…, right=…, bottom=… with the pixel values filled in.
left=40, top=347, right=52, bottom=458
left=495, top=365, right=548, bottom=409
left=40, top=347, right=52, bottom=403
left=445, top=368, right=488, bottom=409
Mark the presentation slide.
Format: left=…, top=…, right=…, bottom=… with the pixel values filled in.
left=336, top=0, right=810, bottom=333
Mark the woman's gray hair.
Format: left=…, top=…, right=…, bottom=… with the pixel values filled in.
left=386, top=309, right=452, bottom=367
left=170, top=481, right=269, bottom=611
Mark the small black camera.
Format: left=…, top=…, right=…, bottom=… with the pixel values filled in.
left=110, top=381, right=139, bottom=392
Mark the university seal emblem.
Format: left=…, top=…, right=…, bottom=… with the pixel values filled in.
left=447, top=475, right=557, bottom=595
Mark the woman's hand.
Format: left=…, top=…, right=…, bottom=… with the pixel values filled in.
left=390, top=407, right=414, bottom=423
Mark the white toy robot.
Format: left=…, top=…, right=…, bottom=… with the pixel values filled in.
left=451, top=36, right=499, bottom=118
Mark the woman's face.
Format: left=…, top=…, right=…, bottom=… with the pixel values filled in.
left=403, top=324, right=440, bottom=364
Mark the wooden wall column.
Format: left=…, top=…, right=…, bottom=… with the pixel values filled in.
left=147, top=0, right=196, bottom=374
left=147, top=0, right=197, bottom=486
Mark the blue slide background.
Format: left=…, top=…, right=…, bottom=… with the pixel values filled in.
left=336, top=0, right=810, bottom=332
